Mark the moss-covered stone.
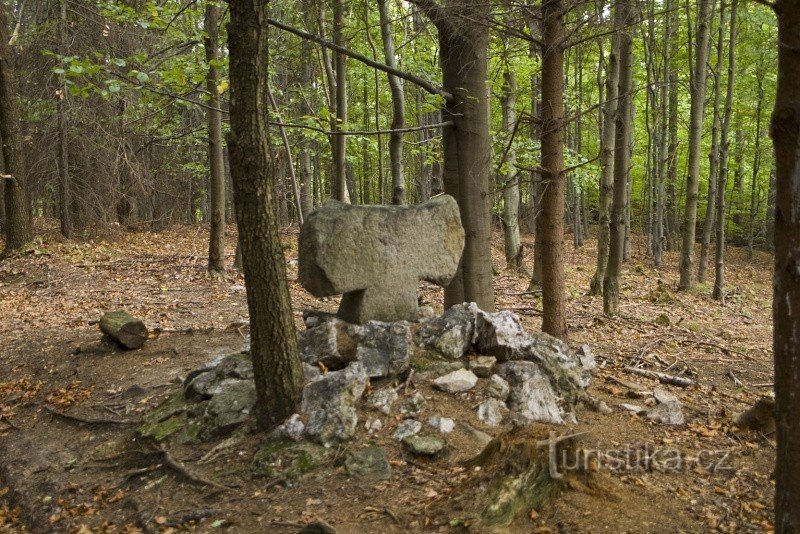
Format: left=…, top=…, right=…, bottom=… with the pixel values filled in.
left=137, top=393, right=192, bottom=441
left=251, top=441, right=329, bottom=480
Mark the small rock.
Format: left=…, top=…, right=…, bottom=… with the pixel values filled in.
left=274, top=413, right=305, bottom=441
left=368, top=387, right=399, bottom=415
left=298, top=321, right=348, bottom=369
left=653, top=387, right=679, bottom=405
left=402, top=435, right=444, bottom=456
left=415, top=303, right=477, bottom=360
left=434, top=369, right=478, bottom=393
left=207, top=379, right=257, bottom=430
left=477, top=398, right=508, bottom=427
left=473, top=310, right=530, bottom=360
left=303, top=363, right=322, bottom=383
left=349, top=321, right=413, bottom=378
left=302, top=362, right=369, bottom=446
left=427, top=416, right=455, bottom=434
left=399, top=392, right=427, bottom=416
left=577, top=344, right=597, bottom=371
left=645, top=401, right=684, bottom=425
left=620, top=403, right=646, bottom=414
left=417, top=306, right=436, bottom=320
left=422, top=361, right=464, bottom=379
left=393, top=419, right=422, bottom=440
left=365, top=418, right=383, bottom=434
left=469, top=356, right=496, bottom=378
left=498, top=361, right=563, bottom=424
left=485, top=374, right=511, bottom=401
left=458, top=422, right=493, bottom=449
left=344, top=446, right=392, bottom=480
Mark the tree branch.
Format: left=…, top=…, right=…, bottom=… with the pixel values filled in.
left=267, top=18, right=453, bottom=102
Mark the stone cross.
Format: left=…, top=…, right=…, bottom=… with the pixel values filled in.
left=299, top=194, right=465, bottom=324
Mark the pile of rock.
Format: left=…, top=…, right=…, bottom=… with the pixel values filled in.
left=139, top=303, right=599, bottom=449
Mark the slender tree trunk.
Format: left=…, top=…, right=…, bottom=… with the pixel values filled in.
left=766, top=163, right=776, bottom=252
left=604, top=0, right=633, bottom=317
left=0, top=3, right=31, bottom=253
left=666, top=71, right=679, bottom=250
left=699, top=0, right=726, bottom=283
left=679, top=0, right=713, bottom=290
left=772, top=0, right=800, bottom=528
left=653, top=0, right=672, bottom=268
left=590, top=33, right=620, bottom=295
left=713, top=0, right=737, bottom=300
left=501, top=65, right=522, bottom=271
left=332, top=0, right=348, bottom=202
left=227, top=0, right=304, bottom=430
left=378, top=0, right=405, bottom=205
left=206, top=2, right=226, bottom=274
left=57, top=0, right=72, bottom=238
left=734, top=127, right=745, bottom=191
left=538, top=0, right=567, bottom=338
left=528, top=15, right=544, bottom=288
left=748, top=78, right=765, bottom=259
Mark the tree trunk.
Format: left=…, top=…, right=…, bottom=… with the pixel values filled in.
left=331, top=0, right=349, bottom=203
left=748, top=78, right=765, bottom=259
left=678, top=0, right=713, bottom=290
left=378, top=0, right=405, bottom=205
left=0, top=130, right=5, bottom=237
left=699, top=0, right=726, bottom=283
left=766, top=163, right=776, bottom=252
left=772, top=0, right=800, bottom=528
left=227, top=0, right=304, bottom=430
left=603, top=0, right=633, bottom=317
left=528, top=15, right=544, bottom=288
left=0, top=3, right=31, bottom=253
left=590, top=33, right=620, bottom=295
left=666, top=71, right=679, bottom=250
left=206, top=2, right=226, bottom=275
left=57, top=0, right=72, bottom=239
left=713, top=0, right=737, bottom=300
left=416, top=0, right=495, bottom=311
left=501, top=65, right=522, bottom=271
left=539, top=0, right=567, bottom=338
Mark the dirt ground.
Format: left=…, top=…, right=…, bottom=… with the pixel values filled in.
left=0, top=222, right=776, bottom=533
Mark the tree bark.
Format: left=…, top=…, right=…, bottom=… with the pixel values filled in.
left=0, top=2, right=31, bottom=253
left=57, top=0, right=72, bottom=238
left=539, top=0, right=567, bottom=338
left=227, top=0, right=304, bottom=430
left=378, top=0, right=405, bottom=205
left=205, top=1, right=226, bottom=275
left=678, top=0, right=713, bottom=290
left=332, top=0, right=349, bottom=202
left=699, top=0, right=726, bottom=283
left=749, top=77, right=765, bottom=259
left=501, top=65, right=522, bottom=271
left=590, top=33, right=619, bottom=295
left=414, top=0, right=495, bottom=312
left=528, top=14, right=544, bottom=289
left=713, top=0, right=737, bottom=300
left=771, top=0, right=800, bottom=528
left=603, top=0, right=633, bottom=317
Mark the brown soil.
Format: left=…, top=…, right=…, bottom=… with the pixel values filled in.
left=0, top=223, right=775, bottom=533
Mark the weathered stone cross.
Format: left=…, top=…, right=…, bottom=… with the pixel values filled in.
left=299, top=194, right=465, bottom=324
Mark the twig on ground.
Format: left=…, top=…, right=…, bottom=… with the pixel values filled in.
left=153, top=443, right=230, bottom=490
left=726, top=370, right=744, bottom=387
left=623, top=367, right=695, bottom=387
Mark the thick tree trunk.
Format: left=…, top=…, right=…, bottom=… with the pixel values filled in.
left=416, top=0, right=495, bottom=311
left=604, top=0, right=633, bottom=317
left=713, top=0, right=737, bottom=300
left=0, top=131, right=5, bottom=237
left=539, top=0, right=567, bottom=338
left=501, top=67, right=522, bottom=271
left=378, top=0, right=405, bottom=205
left=0, top=3, right=31, bottom=253
left=590, top=34, right=620, bottom=295
left=678, top=0, right=713, bottom=290
left=205, top=2, right=226, bottom=275
left=227, top=0, right=304, bottom=430
left=772, top=0, right=800, bottom=528
left=57, top=0, right=72, bottom=239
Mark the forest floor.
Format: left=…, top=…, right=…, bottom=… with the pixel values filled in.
left=0, top=221, right=776, bottom=533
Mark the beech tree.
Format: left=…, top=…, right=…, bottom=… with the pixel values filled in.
left=226, top=0, right=304, bottom=429
left=205, top=1, right=226, bottom=276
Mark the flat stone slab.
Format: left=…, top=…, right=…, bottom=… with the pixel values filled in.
left=299, top=195, right=465, bottom=324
